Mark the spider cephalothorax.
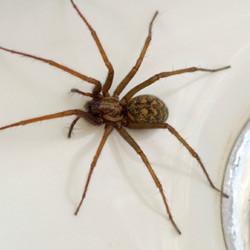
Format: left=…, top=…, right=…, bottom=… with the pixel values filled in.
left=86, top=96, right=124, bottom=123
left=0, top=0, right=230, bottom=235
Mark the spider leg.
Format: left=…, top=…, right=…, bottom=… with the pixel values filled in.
left=122, top=65, right=230, bottom=102
left=68, top=117, right=81, bottom=138
left=74, top=125, right=113, bottom=215
left=71, top=88, right=94, bottom=98
left=113, top=11, right=158, bottom=97
left=0, top=109, right=86, bottom=131
left=70, top=0, right=114, bottom=96
left=116, top=127, right=181, bottom=235
left=0, top=46, right=101, bottom=90
left=126, top=122, right=229, bottom=198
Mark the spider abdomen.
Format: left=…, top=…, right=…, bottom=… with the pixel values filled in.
left=127, top=95, right=168, bottom=124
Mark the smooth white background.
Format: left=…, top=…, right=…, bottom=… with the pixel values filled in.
left=0, top=0, right=250, bottom=250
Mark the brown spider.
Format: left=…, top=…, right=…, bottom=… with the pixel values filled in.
left=0, top=0, right=230, bottom=235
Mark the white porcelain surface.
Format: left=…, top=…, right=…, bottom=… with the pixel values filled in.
left=0, top=1, right=250, bottom=250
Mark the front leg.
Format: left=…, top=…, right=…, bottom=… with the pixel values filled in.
left=0, top=46, right=102, bottom=90
left=70, top=0, right=114, bottom=96
left=113, top=11, right=159, bottom=97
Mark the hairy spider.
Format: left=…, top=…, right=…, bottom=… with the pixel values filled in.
left=0, top=0, right=230, bottom=234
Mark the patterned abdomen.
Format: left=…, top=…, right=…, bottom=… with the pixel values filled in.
left=127, top=95, right=168, bottom=124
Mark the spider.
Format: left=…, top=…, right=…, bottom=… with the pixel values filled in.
left=0, top=0, right=230, bottom=235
